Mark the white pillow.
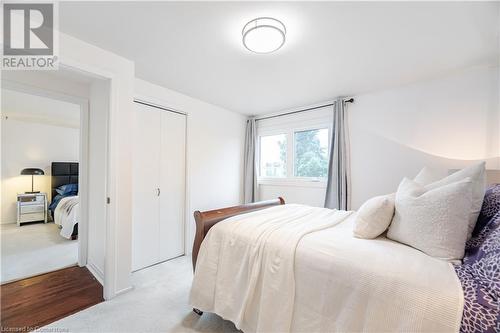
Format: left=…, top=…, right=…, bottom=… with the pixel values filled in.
left=387, top=177, right=473, bottom=261
left=353, top=193, right=395, bottom=239
left=423, top=162, right=486, bottom=240
left=414, top=166, right=445, bottom=186
left=352, top=167, right=439, bottom=239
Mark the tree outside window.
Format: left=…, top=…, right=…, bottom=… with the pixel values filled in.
left=294, top=128, right=329, bottom=178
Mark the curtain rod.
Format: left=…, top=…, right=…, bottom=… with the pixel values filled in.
left=255, top=98, right=354, bottom=122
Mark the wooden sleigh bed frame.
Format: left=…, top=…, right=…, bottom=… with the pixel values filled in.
left=192, top=197, right=285, bottom=270
left=191, top=197, right=285, bottom=315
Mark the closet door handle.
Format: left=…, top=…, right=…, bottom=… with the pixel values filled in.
left=156, top=188, right=161, bottom=197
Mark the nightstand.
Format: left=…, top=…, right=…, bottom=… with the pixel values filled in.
left=17, top=193, right=47, bottom=226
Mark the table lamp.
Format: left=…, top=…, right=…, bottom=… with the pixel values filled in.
left=20, top=168, right=44, bottom=194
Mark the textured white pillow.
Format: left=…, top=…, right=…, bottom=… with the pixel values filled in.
left=423, top=162, right=486, bottom=240
left=414, top=167, right=445, bottom=186
left=352, top=169, right=436, bottom=239
left=353, top=194, right=395, bottom=239
left=387, top=177, right=473, bottom=261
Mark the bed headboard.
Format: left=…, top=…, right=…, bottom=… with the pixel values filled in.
left=51, top=162, right=79, bottom=199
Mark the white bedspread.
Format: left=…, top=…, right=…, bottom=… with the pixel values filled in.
left=54, top=196, right=79, bottom=239
left=190, top=204, right=464, bottom=333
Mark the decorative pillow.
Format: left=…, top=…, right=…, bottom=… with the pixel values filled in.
left=56, top=183, right=78, bottom=196
left=353, top=194, right=395, bottom=239
left=424, top=162, right=486, bottom=240
left=414, top=166, right=444, bottom=186
left=387, top=177, right=473, bottom=261
left=352, top=167, right=443, bottom=239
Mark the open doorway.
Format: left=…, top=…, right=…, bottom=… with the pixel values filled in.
left=0, top=89, right=82, bottom=283
left=0, top=67, right=113, bottom=329
left=1, top=67, right=111, bottom=287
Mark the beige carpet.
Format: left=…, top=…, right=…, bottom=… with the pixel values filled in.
left=43, top=255, right=240, bottom=333
left=1, top=222, right=78, bottom=283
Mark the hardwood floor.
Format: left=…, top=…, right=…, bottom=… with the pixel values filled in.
left=1, top=266, right=103, bottom=331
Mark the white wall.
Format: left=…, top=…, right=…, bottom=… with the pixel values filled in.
left=349, top=65, right=499, bottom=208
left=58, top=33, right=135, bottom=299
left=1, top=71, right=90, bottom=100
left=134, top=78, right=246, bottom=254
left=257, top=65, right=499, bottom=209
left=259, top=183, right=326, bottom=207
left=1, top=89, right=81, bottom=128
left=1, top=118, right=79, bottom=223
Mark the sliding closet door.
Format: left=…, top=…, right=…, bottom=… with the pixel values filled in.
left=159, top=111, right=186, bottom=261
left=132, top=103, right=161, bottom=271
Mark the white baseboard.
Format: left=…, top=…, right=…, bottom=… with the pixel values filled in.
left=115, top=286, right=134, bottom=296
left=86, top=262, right=104, bottom=285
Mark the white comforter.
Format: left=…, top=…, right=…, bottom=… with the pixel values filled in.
left=54, top=196, right=79, bottom=239
left=190, top=204, right=464, bottom=333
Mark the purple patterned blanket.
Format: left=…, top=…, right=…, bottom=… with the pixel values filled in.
left=454, top=184, right=500, bottom=332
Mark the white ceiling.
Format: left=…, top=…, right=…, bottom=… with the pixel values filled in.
left=59, top=1, right=500, bottom=115
left=2, top=89, right=80, bottom=128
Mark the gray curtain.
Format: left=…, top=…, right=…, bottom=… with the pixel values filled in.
left=325, top=98, right=351, bottom=210
left=243, top=118, right=257, bottom=203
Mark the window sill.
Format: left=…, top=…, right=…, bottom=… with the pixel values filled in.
left=257, top=178, right=327, bottom=188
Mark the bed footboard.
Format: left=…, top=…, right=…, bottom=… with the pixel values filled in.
left=192, top=197, right=285, bottom=271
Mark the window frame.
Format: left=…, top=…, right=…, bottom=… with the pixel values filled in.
left=257, top=122, right=332, bottom=187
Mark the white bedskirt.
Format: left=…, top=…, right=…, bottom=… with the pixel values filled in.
left=190, top=204, right=464, bottom=333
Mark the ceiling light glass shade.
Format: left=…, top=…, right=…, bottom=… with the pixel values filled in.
left=242, top=17, right=286, bottom=54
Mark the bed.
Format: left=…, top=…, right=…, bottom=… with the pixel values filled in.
left=454, top=185, right=500, bottom=332
left=189, top=186, right=500, bottom=332
left=49, top=162, right=79, bottom=240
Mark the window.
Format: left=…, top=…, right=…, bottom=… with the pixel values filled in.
left=257, top=106, right=332, bottom=185
left=259, top=134, right=287, bottom=177
left=294, top=128, right=329, bottom=178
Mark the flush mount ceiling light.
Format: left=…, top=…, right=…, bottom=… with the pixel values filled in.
left=242, top=17, right=286, bottom=54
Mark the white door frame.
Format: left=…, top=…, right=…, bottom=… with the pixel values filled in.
left=1, top=59, right=122, bottom=300
left=55, top=60, right=121, bottom=300
left=1, top=79, right=90, bottom=267
left=56, top=60, right=118, bottom=300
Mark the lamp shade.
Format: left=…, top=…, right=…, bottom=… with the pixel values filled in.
left=20, top=168, right=44, bottom=176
